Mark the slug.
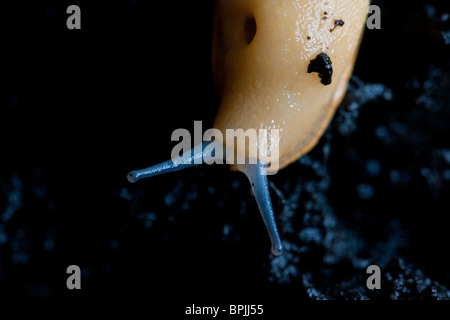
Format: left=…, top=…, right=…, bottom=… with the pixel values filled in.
left=128, top=0, right=370, bottom=256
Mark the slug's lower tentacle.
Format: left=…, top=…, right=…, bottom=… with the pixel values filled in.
left=238, top=162, right=283, bottom=256
left=127, top=141, right=221, bottom=183
left=128, top=140, right=284, bottom=256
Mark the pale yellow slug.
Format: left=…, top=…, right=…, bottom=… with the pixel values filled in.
left=128, top=0, right=370, bottom=256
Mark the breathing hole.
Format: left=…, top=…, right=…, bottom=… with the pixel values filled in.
left=244, top=16, right=257, bottom=45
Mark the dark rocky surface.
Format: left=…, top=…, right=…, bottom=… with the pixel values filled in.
left=0, top=0, right=449, bottom=312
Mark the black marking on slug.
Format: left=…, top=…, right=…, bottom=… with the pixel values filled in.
left=330, top=19, right=345, bottom=32
left=335, top=19, right=345, bottom=27
left=307, top=53, right=333, bottom=86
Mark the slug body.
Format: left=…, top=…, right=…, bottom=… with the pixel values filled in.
left=212, top=0, right=369, bottom=172
left=128, top=0, right=370, bottom=256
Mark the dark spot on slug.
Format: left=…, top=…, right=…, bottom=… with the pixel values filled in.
left=335, top=19, right=345, bottom=27
left=324, top=11, right=328, bottom=15
left=330, top=19, right=345, bottom=32
left=307, top=53, right=333, bottom=86
left=322, top=16, right=327, bottom=21
left=244, top=16, right=257, bottom=45
left=307, top=35, right=311, bottom=40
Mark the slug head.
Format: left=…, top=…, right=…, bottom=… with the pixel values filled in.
left=127, top=0, right=371, bottom=256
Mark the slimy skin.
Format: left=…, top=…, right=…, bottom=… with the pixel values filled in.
left=213, top=0, right=370, bottom=173
left=128, top=0, right=369, bottom=256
